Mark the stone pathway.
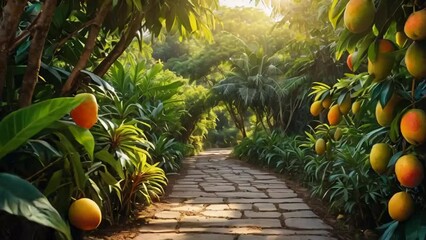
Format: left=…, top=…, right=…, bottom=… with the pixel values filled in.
left=135, top=149, right=337, bottom=240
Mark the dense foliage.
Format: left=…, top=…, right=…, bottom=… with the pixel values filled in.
left=235, top=0, right=426, bottom=239
left=0, top=0, right=219, bottom=239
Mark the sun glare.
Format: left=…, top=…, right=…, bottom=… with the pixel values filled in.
left=219, top=0, right=272, bottom=15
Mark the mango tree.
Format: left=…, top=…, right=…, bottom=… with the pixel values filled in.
left=308, top=0, right=426, bottom=237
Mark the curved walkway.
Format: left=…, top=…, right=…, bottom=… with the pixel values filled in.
left=135, top=149, right=337, bottom=240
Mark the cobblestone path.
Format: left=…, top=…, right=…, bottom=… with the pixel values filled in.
left=135, top=149, right=337, bottom=240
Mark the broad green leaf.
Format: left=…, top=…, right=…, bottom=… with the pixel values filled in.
left=81, top=70, right=116, bottom=94
left=389, top=107, right=405, bottom=142
left=95, top=149, right=125, bottom=179
left=99, top=170, right=119, bottom=186
left=0, top=97, right=87, bottom=159
left=368, top=39, right=379, bottom=63
left=68, top=125, right=95, bottom=160
left=387, top=151, right=403, bottom=168
left=353, top=33, right=375, bottom=71
left=380, top=81, right=393, bottom=107
left=0, top=173, right=72, bottom=240
left=55, top=132, right=88, bottom=191
left=188, top=11, right=198, bottom=31
left=335, top=29, right=351, bottom=59
left=43, top=170, right=65, bottom=197
left=328, top=0, right=349, bottom=29
left=337, top=91, right=349, bottom=105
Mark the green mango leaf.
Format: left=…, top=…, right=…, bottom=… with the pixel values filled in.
left=0, top=173, right=71, bottom=240
left=328, top=0, right=348, bottom=29
left=387, top=151, right=403, bottom=168
left=54, top=132, right=88, bottom=191
left=0, top=97, right=87, bottom=160
left=68, top=125, right=95, bottom=160
left=43, top=170, right=65, bottom=197
left=95, top=149, right=125, bottom=179
left=380, top=81, right=393, bottom=107
left=368, top=39, right=379, bottom=63
left=337, top=91, right=349, bottom=105
left=379, top=220, right=398, bottom=240
left=353, top=33, right=375, bottom=71
left=371, top=82, right=384, bottom=102
left=389, top=107, right=405, bottom=142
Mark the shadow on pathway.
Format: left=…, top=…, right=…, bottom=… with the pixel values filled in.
left=135, top=149, right=337, bottom=240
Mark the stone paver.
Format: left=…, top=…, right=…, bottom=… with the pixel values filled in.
left=283, top=210, right=319, bottom=218
left=279, top=203, right=311, bottom=211
left=285, top=218, right=333, bottom=230
left=244, top=210, right=281, bottom=218
left=136, top=149, right=336, bottom=240
left=201, top=210, right=242, bottom=218
left=253, top=203, right=277, bottom=211
left=154, top=211, right=181, bottom=219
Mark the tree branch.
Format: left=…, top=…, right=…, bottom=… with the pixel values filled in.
left=8, top=11, right=41, bottom=53
left=93, top=11, right=143, bottom=77
left=0, top=0, right=28, bottom=99
left=19, top=0, right=58, bottom=107
left=61, top=0, right=112, bottom=95
left=54, top=18, right=96, bottom=52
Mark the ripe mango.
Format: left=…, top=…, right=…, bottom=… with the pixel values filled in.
left=400, top=109, right=426, bottom=145
left=328, top=105, right=342, bottom=126
left=71, top=93, right=99, bottom=129
left=310, top=100, right=323, bottom=117
left=322, top=96, right=332, bottom=109
left=395, top=154, right=424, bottom=188
left=369, top=143, right=391, bottom=174
left=404, top=9, right=426, bottom=41
left=339, top=94, right=352, bottom=115
left=368, top=39, right=395, bottom=82
left=388, top=192, right=414, bottom=222
left=375, top=94, right=400, bottom=127
left=352, top=100, right=361, bottom=114
left=405, top=41, right=426, bottom=79
left=396, top=31, right=408, bottom=48
left=346, top=52, right=358, bottom=72
left=344, top=0, right=375, bottom=33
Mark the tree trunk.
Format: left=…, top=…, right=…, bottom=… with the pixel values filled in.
left=61, top=0, right=112, bottom=95
left=237, top=107, right=247, bottom=138
left=0, top=0, right=28, bottom=99
left=93, top=12, right=143, bottom=77
left=225, top=103, right=247, bottom=138
left=18, top=0, right=57, bottom=107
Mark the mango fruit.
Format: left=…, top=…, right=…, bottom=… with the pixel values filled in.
left=375, top=94, right=399, bottom=127
left=322, top=96, right=332, bottom=109
left=344, top=0, right=375, bottom=33
left=400, top=109, right=426, bottom=145
left=369, top=143, right=391, bottom=174
left=404, top=9, right=426, bottom=41
left=396, top=31, right=408, bottom=48
left=339, top=94, right=352, bottom=115
left=328, top=105, right=342, bottom=126
left=310, top=100, right=323, bottom=117
left=334, top=127, right=342, bottom=141
left=352, top=100, right=361, bottom=114
left=71, top=93, right=99, bottom=129
left=395, top=154, right=424, bottom=188
left=346, top=52, right=358, bottom=72
left=368, top=39, right=395, bottom=82
left=388, top=192, right=414, bottom=222
left=315, top=138, right=326, bottom=155
left=405, top=41, right=426, bottom=79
